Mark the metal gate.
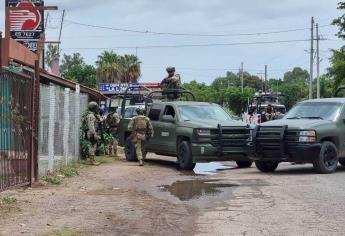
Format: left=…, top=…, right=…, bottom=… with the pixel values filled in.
left=0, top=70, right=36, bottom=191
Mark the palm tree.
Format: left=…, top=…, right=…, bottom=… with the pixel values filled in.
left=96, top=51, right=141, bottom=83
left=120, top=54, right=141, bottom=83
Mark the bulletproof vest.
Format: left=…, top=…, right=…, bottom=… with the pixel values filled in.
left=134, top=116, right=147, bottom=130
left=107, top=112, right=119, bottom=128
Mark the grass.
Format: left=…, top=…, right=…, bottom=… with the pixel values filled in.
left=42, top=156, right=118, bottom=185
left=42, top=162, right=82, bottom=185
left=0, top=195, right=17, bottom=211
left=41, top=228, right=79, bottom=236
left=0, top=195, right=16, bottom=205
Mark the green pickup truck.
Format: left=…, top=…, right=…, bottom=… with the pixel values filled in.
left=118, top=87, right=252, bottom=170
left=251, top=97, right=345, bottom=174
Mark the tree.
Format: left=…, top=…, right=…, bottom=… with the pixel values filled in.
left=63, top=65, right=97, bottom=88
left=45, top=44, right=59, bottom=71
left=328, top=2, right=345, bottom=91
left=60, top=53, right=85, bottom=75
left=96, top=51, right=141, bottom=83
left=60, top=53, right=97, bottom=88
left=283, top=67, right=309, bottom=83
left=333, top=2, right=345, bottom=39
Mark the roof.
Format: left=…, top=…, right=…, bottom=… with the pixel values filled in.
left=301, top=98, right=345, bottom=103
left=21, top=65, right=107, bottom=101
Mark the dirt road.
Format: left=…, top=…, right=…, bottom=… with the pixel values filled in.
left=1, top=154, right=345, bottom=236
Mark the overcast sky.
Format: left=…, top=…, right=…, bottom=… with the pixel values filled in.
left=1, top=0, right=344, bottom=84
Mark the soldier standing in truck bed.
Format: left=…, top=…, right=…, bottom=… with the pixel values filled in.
left=160, top=67, right=181, bottom=91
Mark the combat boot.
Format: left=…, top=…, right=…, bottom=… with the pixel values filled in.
left=89, top=155, right=100, bottom=166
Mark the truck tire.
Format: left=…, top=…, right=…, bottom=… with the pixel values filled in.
left=125, top=137, right=137, bottom=162
left=313, top=141, right=338, bottom=174
left=177, top=141, right=196, bottom=170
left=236, top=161, right=253, bottom=168
left=255, top=161, right=279, bottom=172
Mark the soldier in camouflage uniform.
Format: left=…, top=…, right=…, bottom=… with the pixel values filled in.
left=86, top=101, right=101, bottom=165
left=106, top=109, right=120, bottom=157
left=128, top=108, right=154, bottom=166
left=160, top=67, right=181, bottom=91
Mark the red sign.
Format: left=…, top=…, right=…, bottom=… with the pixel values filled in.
left=9, top=2, right=42, bottom=31
left=6, top=0, right=44, bottom=51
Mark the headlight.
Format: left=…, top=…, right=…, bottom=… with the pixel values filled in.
left=196, top=129, right=211, bottom=136
left=299, top=130, right=316, bottom=142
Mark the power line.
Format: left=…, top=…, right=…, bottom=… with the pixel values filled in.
left=64, top=19, right=329, bottom=37
left=61, top=38, right=321, bottom=51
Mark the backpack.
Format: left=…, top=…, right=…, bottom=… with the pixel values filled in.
left=81, top=110, right=93, bottom=139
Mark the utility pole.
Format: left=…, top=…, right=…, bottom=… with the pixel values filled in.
left=57, top=10, right=65, bottom=52
left=264, top=65, right=267, bottom=92
left=241, top=62, right=244, bottom=93
left=309, top=17, right=314, bottom=99
left=316, top=23, right=320, bottom=99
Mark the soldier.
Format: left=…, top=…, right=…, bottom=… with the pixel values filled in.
left=86, top=101, right=101, bottom=165
left=160, top=67, right=181, bottom=91
left=264, top=104, right=276, bottom=122
left=128, top=108, right=154, bottom=166
left=106, top=108, right=121, bottom=157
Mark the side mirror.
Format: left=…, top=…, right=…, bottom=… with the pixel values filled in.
left=162, top=115, right=175, bottom=123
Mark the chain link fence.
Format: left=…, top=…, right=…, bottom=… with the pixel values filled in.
left=38, top=84, right=88, bottom=176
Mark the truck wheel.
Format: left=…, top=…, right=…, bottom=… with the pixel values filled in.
left=236, top=161, right=253, bottom=168
left=313, top=141, right=338, bottom=174
left=178, top=141, right=196, bottom=170
left=255, top=161, right=279, bottom=172
left=125, top=138, right=137, bottom=162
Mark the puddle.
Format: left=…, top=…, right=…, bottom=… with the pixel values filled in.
left=193, top=162, right=234, bottom=175
left=159, top=179, right=238, bottom=201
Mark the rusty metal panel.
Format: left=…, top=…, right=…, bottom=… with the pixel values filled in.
left=0, top=70, right=35, bottom=191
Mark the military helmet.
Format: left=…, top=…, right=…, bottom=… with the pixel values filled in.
left=88, top=101, right=99, bottom=112
left=166, top=67, right=175, bottom=73
left=136, top=107, right=145, bottom=115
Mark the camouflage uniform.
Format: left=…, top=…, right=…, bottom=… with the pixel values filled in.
left=160, top=67, right=181, bottom=91
left=106, top=112, right=120, bottom=157
left=86, top=102, right=101, bottom=165
left=263, top=105, right=276, bottom=122
left=128, top=109, right=154, bottom=166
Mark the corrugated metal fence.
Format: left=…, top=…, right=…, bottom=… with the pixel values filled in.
left=38, top=84, right=88, bottom=176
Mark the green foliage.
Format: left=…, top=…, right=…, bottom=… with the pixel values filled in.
left=184, top=79, right=254, bottom=115
left=42, top=163, right=81, bottom=185
left=0, top=195, right=17, bottom=205
left=332, top=2, right=345, bottom=39
left=96, top=51, right=141, bottom=83
left=329, top=2, right=345, bottom=92
left=60, top=53, right=97, bottom=88
left=329, top=48, right=345, bottom=89
left=60, top=53, right=85, bottom=73
left=43, top=175, right=63, bottom=185
left=283, top=67, right=309, bottom=83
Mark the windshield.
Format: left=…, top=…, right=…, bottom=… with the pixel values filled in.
left=284, top=102, right=343, bottom=121
left=178, top=105, right=233, bottom=122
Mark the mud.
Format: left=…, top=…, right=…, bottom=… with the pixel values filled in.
left=159, top=179, right=239, bottom=201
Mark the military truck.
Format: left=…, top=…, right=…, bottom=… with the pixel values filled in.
left=243, top=92, right=286, bottom=125
left=250, top=91, right=345, bottom=174
left=118, top=86, right=253, bottom=170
